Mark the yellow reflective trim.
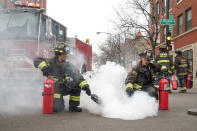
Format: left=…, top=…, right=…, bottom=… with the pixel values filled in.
left=38, top=61, right=47, bottom=70
left=70, top=98, right=80, bottom=101
left=133, top=83, right=142, bottom=90
left=51, top=77, right=58, bottom=82
left=70, top=96, right=80, bottom=99
left=70, top=96, right=80, bottom=101
left=179, top=64, right=188, bottom=68
left=157, top=60, right=170, bottom=63
left=54, top=93, right=61, bottom=99
left=168, top=70, right=172, bottom=74
left=79, top=80, right=88, bottom=88
left=180, top=87, right=186, bottom=91
left=178, top=72, right=187, bottom=76
left=126, top=83, right=133, bottom=89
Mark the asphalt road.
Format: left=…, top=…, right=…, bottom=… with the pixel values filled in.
left=0, top=88, right=197, bottom=131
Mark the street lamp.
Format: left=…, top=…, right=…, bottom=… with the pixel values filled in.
left=96, top=32, right=122, bottom=65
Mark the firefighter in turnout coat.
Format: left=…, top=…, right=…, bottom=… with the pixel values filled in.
left=34, top=43, right=91, bottom=112
left=155, top=45, right=174, bottom=93
left=174, top=49, right=192, bottom=93
left=125, top=50, right=162, bottom=99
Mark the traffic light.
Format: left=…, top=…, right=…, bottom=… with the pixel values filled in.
left=166, top=32, right=171, bottom=45
left=166, top=32, right=172, bottom=51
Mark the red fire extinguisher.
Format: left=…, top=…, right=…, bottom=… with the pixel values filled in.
left=159, top=77, right=169, bottom=110
left=42, top=78, right=55, bottom=114
left=186, top=73, right=192, bottom=89
left=171, top=74, right=177, bottom=90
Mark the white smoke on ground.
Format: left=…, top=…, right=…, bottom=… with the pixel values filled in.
left=80, top=62, right=158, bottom=120
left=0, top=69, right=44, bottom=115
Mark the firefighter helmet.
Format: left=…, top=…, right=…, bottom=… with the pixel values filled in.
left=139, top=50, right=153, bottom=60
left=159, top=44, right=166, bottom=51
left=175, top=49, right=182, bottom=53
left=54, top=43, right=70, bottom=55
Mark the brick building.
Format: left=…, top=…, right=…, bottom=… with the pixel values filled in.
left=153, top=0, right=197, bottom=86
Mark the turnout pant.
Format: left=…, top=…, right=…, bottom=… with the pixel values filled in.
left=53, top=82, right=81, bottom=112
left=177, top=75, right=187, bottom=91
left=141, top=85, right=158, bottom=100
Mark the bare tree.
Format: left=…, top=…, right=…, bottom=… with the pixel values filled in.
left=115, top=0, right=164, bottom=57
left=98, top=34, right=122, bottom=65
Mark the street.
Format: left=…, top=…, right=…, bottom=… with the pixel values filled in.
left=0, top=88, right=197, bottom=131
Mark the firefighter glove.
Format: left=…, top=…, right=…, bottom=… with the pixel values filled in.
left=59, top=76, right=73, bottom=85
left=83, top=84, right=91, bottom=96
left=161, top=65, right=168, bottom=72
left=126, top=83, right=134, bottom=97
left=126, top=88, right=134, bottom=97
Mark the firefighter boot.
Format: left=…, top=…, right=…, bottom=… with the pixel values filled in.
left=69, top=106, right=82, bottom=112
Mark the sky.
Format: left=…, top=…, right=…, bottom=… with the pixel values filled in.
left=47, top=0, right=122, bottom=54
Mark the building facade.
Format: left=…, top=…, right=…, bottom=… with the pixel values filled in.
left=153, top=0, right=197, bottom=86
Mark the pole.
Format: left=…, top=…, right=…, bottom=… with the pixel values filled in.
left=166, top=0, right=169, bottom=34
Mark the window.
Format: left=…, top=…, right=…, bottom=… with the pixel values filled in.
left=40, top=14, right=46, bottom=41
left=0, top=12, right=39, bottom=40
left=177, top=14, right=183, bottom=35
left=162, top=26, right=166, bottom=42
left=162, top=0, right=166, bottom=16
left=156, top=2, right=160, bottom=16
left=58, top=26, right=66, bottom=42
left=177, top=0, right=182, bottom=3
left=185, top=8, right=192, bottom=31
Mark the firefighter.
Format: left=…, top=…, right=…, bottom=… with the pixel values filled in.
left=125, top=50, right=163, bottom=99
left=174, top=49, right=191, bottom=93
left=155, top=45, right=174, bottom=93
left=34, top=43, right=91, bottom=112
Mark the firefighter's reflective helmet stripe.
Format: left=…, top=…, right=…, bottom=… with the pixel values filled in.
left=157, top=60, right=170, bottom=63
left=133, top=83, right=142, bottom=90
left=178, top=72, right=188, bottom=76
left=38, top=61, right=47, bottom=70
left=126, top=83, right=133, bottom=89
left=54, top=93, right=61, bottom=99
left=79, top=80, right=88, bottom=88
left=180, top=87, right=187, bottom=91
left=70, top=96, right=80, bottom=101
left=178, top=64, right=188, bottom=68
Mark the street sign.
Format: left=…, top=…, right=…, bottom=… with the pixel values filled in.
left=161, top=19, right=175, bottom=25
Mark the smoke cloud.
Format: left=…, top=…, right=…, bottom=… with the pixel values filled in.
left=0, top=59, right=158, bottom=120
left=80, top=62, right=158, bottom=120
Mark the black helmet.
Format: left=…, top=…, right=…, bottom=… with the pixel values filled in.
left=54, top=43, right=70, bottom=55
left=159, top=44, right=166, bottom=51
left=139, top=50, right=153, bottom=60
left=175, top=49, right=181, bottom=53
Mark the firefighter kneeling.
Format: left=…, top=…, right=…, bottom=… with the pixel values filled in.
left=34, top=43, right=91, bottom=113
left=125, top=50, right=162, bottom=100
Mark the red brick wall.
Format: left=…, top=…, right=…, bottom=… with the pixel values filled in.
left=170, top=0, right=197, bottom=49
left=155, top=0, right=197, bottom=50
